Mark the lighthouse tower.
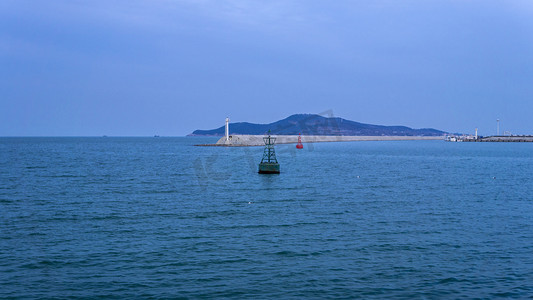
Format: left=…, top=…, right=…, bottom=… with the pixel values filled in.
left=225, top=117, right=230, bottom=141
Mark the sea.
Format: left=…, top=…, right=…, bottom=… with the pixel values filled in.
left=1, top=137, right=532, bottom=299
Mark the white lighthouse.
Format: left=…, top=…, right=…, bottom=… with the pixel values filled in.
left=225, top=117, right=230, bottom=141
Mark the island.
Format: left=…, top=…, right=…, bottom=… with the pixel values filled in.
left=192, top=114, right=447, bottom=146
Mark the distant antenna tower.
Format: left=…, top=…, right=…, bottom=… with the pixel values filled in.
left=496, top=119, right=500, bottom=136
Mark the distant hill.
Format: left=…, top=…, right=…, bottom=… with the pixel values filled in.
left=190, top=114, right=447, bottom=136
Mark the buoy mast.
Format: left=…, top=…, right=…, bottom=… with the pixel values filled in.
left=296, top=133, right=303, bottom=149
left=258, top=130, right=280, bottom=174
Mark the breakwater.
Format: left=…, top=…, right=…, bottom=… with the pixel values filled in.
left=463, top=136, right=533, bottom=142
left=197, top=135, right=443, bottom=147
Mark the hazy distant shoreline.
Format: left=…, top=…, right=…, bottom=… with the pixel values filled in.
left=196, top=135, right=443, bottom=146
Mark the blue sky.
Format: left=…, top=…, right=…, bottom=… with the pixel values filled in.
left=1, top=0, right=533, bottom=136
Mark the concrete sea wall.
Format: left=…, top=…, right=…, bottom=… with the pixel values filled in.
left=210, top=135, right=444, bottom=146
left=469, top=136, right=533, bottom=142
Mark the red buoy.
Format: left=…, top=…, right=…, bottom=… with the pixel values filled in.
left=296, top=134, right=303, bottom=149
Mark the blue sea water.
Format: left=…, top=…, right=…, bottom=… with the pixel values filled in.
left=1, top=137, right=533, bottom=298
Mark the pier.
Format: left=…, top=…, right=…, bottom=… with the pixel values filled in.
left=446, top=135, right=533, bottom=142
left=465, top=136, right=533, bottom=142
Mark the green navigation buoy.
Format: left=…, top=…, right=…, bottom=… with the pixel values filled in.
left=258, top=131, right=280, bottom=174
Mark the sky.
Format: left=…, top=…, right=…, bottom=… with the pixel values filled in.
left=1, top=0, right=533, bottom=136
